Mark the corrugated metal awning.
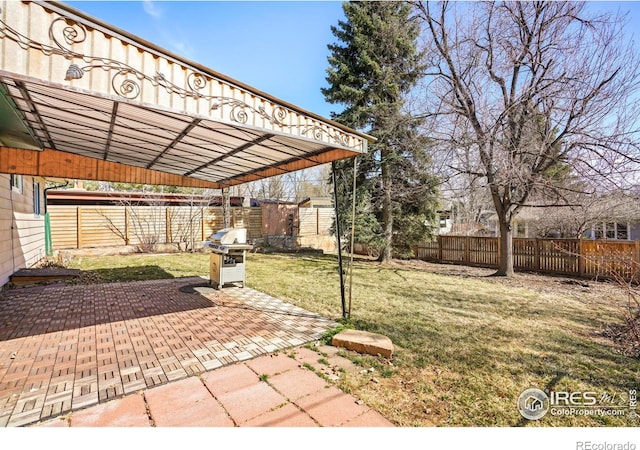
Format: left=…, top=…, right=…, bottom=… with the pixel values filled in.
left=0, top=1, right=371, bottom=188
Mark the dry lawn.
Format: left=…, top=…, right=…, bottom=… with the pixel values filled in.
left=68, top=251, right=640, bottom=426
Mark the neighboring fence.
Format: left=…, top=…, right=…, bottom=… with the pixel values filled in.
left=414, top=236, right=640, bottom=279
left=298, top=207, right=333, bottom=236
left=48, top=205, right=262, bottom=250
left=48, top=203, right=336, bottom=251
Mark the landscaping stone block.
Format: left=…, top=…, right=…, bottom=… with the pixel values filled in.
left=331, top=330, right=393, bottom=358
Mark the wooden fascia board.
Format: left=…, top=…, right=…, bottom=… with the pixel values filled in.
left=221, top=147, right=358, bottom=187
left=0, top=147, right=221, bottom=189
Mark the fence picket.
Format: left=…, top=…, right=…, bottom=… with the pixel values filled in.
left=414, top=236, right=639, bottom=280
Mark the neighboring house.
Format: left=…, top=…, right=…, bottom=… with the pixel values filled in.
left=435, top=210, right=453, bottom=235
left=438, top=209, right=495, bottom=237
left=486, top=208, right=540, bottom=238
left=585, top=221, right=640, bottom=241
left=486, top=206, right=640, bottom=240
left=0, top=174, right=47, bottom=286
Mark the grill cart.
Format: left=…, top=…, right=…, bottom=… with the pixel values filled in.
left=204, top=228, right=253, bottom=289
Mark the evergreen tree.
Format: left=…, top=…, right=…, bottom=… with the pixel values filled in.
left=323, top=1, right=438, bottom=261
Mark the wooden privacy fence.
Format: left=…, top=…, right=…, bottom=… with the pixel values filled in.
left=48, top=205, right=262, bottom=250
left=415, top=236, right=640, bottom=280
left=298, top=208, right=334, bottom=236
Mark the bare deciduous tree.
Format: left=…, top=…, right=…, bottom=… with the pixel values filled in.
left=415, top=1, right=640, bottom=275
left=533, top=190, right=640, bottom=239
left=233, top=166, right=332, bottom=203
left=99, top=190, right=212, bottom=253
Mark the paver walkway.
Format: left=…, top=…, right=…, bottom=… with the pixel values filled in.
left=0, top=277, right=393, bottom=427
left=33, top=346, right=393, bottom=427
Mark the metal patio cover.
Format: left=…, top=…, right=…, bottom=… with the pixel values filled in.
left=0, top=1, right=371, bottom=189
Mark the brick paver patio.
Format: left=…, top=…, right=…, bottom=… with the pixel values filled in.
left=33, top=346, right=393, bottom=427
left=0, top=277, right=389, bottom=427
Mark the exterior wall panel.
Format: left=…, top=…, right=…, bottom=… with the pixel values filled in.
left=0, top=174, right=46, bottom=286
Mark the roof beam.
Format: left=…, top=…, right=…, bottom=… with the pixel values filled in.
left=183, top=133, right=275, bottom=177
left=146, top=118, right=202, bottom=170
left=103, top=101, right=119, bottom=160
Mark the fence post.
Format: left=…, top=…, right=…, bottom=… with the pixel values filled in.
left=635, top=240, right=640, bottom=276
left=165, top=207, right=171, bottom=243
left=438, top=236, right=443, bottom=261
left=578, top=239, right=585, bottom=278
left=464, top=236, right=470, bottom=264
left=124, top=207, right=130, bottom=245
left=534, top=238, right=540, bottom=271
left=201, top=207, right=205, bottom=241
left=76, top=207, right=83, bottom=249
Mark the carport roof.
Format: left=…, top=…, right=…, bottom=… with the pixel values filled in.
left=0, top=1, right=372, bottom=189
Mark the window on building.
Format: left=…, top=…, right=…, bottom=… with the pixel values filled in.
left=593, top=223, right=604, bottom=239
left=606, top=222, right=616, bottom=240
left=33, top=181, right=41, bottom=216
left=595, top=221, right=630, bottom=240
left=10, top=174, right=23, bottom=193
left=615, top=222, right=629, bottom=240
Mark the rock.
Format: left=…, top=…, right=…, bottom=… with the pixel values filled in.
left=331, top=329, right=394, bottom=358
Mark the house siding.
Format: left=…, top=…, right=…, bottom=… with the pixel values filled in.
left=0, top=174, right=46, bottom=286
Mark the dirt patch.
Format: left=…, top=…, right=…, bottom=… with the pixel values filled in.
left=604, top=319, right=640, bottom=358
left=384, top=258, right=623, bottom=299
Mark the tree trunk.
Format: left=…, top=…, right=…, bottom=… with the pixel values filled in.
left=380, top=148, right=393, bottom=262
left=496, top=218, right=514, bottom=277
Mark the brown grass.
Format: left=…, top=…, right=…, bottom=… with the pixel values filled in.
left=68, top=251, right=640, bottom=426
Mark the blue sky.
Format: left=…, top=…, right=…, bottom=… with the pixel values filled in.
left=64, top=1, right=640, bottom=121
left=65, top=1, right=346, bottom=119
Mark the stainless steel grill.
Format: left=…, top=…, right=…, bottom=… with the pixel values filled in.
left=204, top=228, right=252, bottom=289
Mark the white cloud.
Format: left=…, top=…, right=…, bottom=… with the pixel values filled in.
left=142, top=0, right=162, bottom=19
left=168, top=38, right=196, bottom=60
